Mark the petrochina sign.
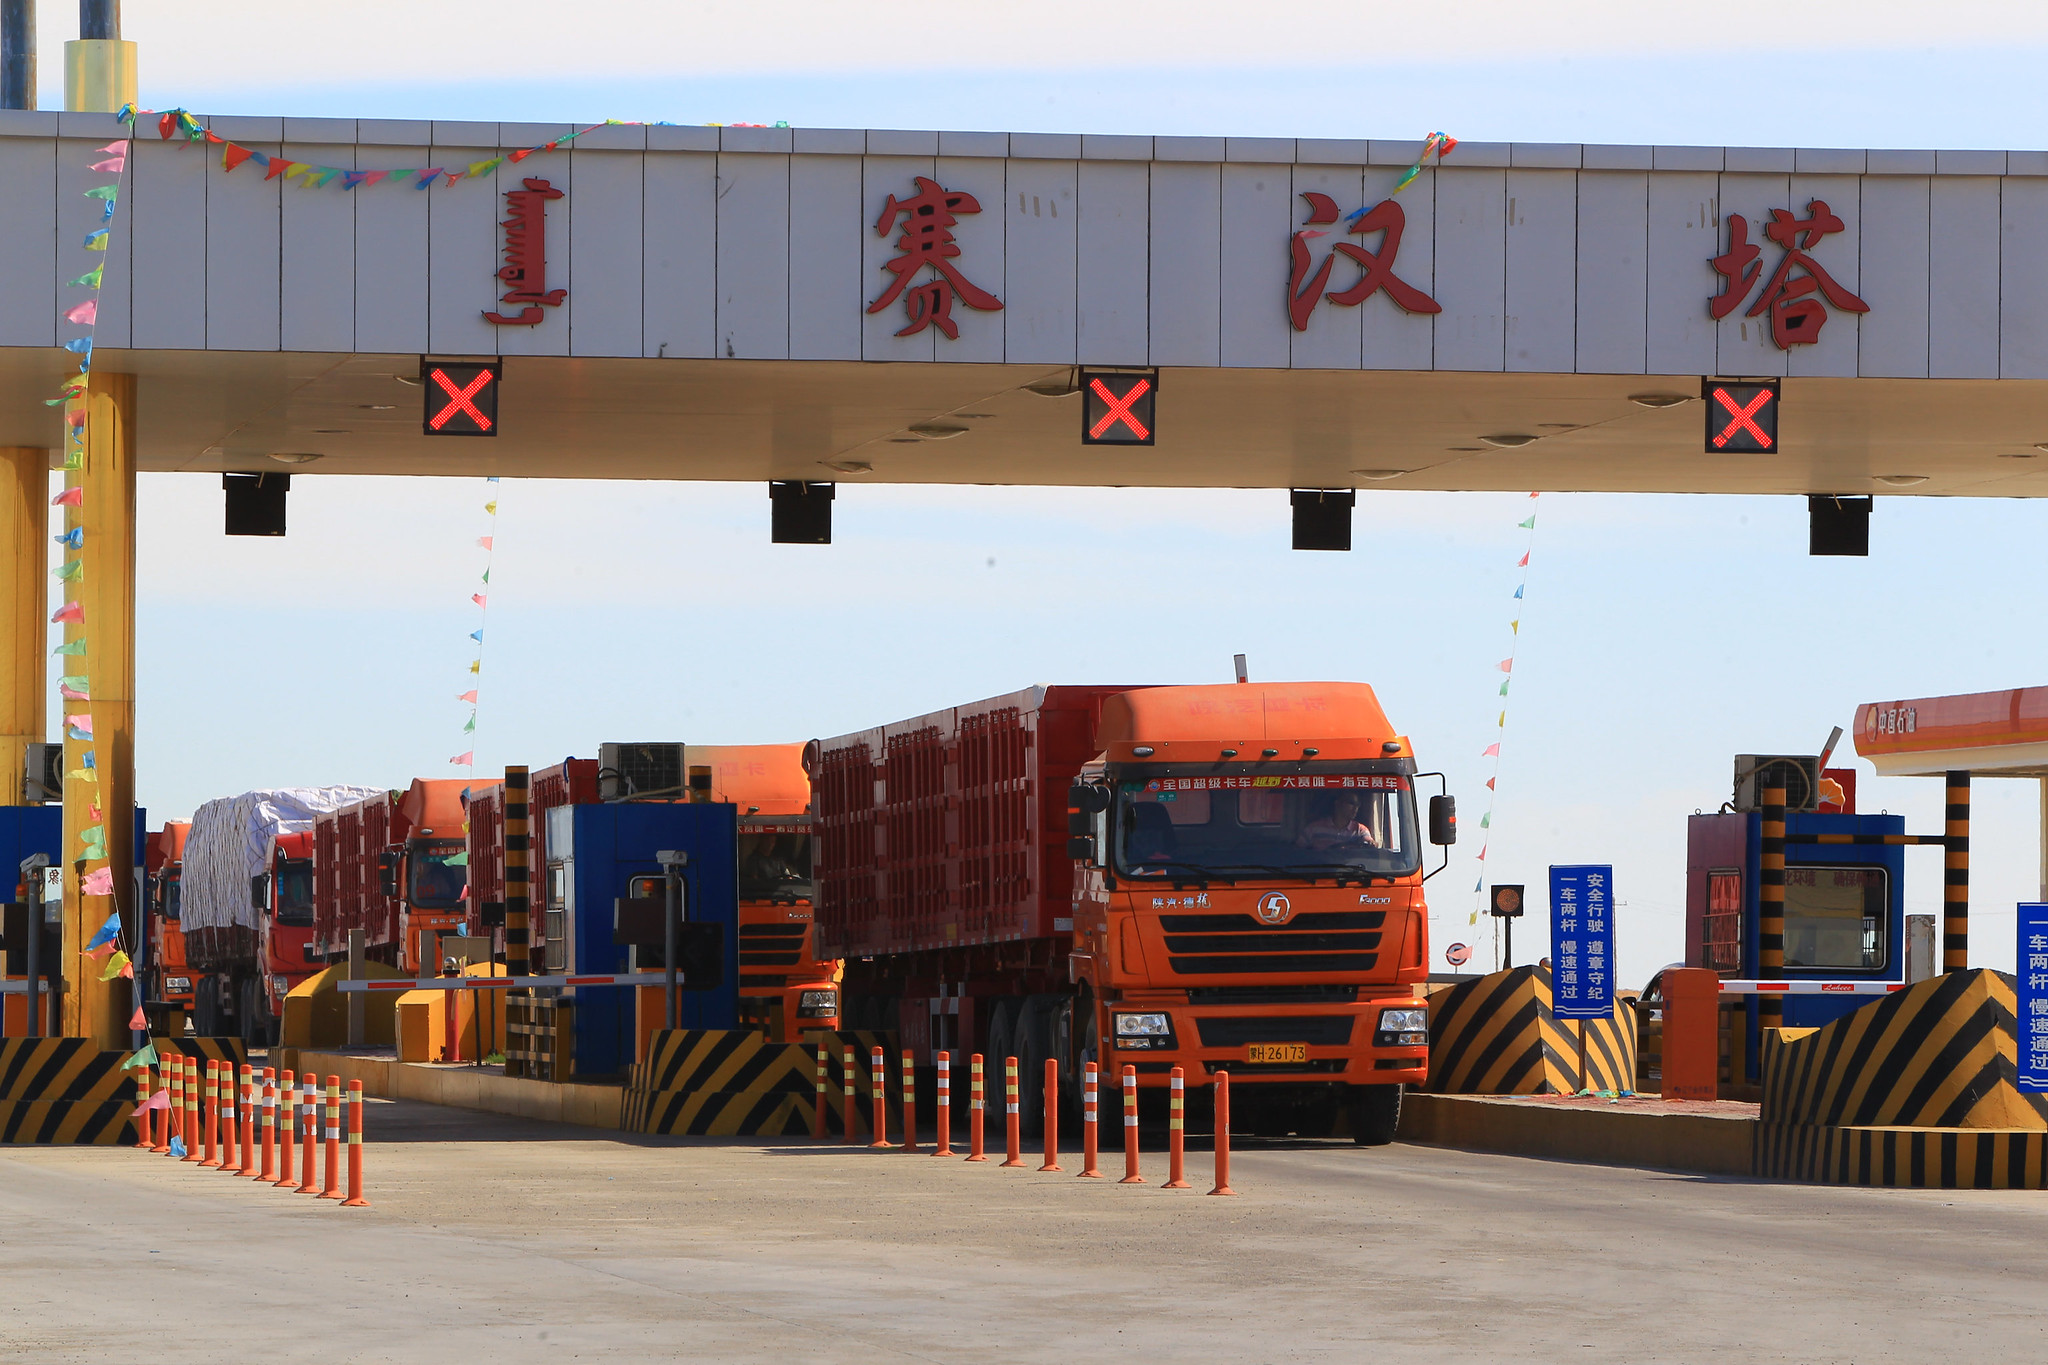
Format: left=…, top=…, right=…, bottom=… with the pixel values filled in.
left=485, top=178, right=567, bottom=326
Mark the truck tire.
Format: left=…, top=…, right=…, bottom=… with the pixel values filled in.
left=1015, top=995, right=1052, bottom=1137
left=240, top=977, right=266, bottom=1050
left=193, top=976, right=218, bottom=1038
left=1348, top=1084, right=1404, bottom=1146
left=984, top=997, right=1020, bottom=1101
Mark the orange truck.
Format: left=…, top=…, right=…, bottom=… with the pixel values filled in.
left=312, top=779, right=472, bottom=973
left=815, top=681, right=1452, bottom=1143
left=147, top=821, right=194, bottom=1028
left=686, top=744, right=842, bottom=1040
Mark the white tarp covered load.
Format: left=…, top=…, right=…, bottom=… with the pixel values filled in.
left=182, top=787, right=386, bottom=933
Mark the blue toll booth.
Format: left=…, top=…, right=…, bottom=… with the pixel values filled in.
left=546, top=801, right=738, bottom=1078
left=1688, top=808, right=1908, bottom=1031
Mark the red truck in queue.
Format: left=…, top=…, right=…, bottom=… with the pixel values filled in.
left=463, top=757, right=600, bottom=970
left=313, top=779, right=472, bottom=971
left=815, top=681, right=1451, bottom=1143
left=146, top=821, right=194, bottom=1028
left=688, top=744, right=842, bottom=1041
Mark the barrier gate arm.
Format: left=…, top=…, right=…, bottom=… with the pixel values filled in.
left=1716, top=979, right=1911, bottom=995
left=335, top=971, right=680, bottom=993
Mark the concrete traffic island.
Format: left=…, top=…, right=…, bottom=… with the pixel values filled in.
left=276, top=1048, right=625, bottom=1132
left=1400, top=1091, right=1758, bottom=1177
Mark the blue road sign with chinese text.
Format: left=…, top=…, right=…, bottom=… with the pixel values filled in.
left=1550, top=864, right=1616, bottom=1021
left=2018, top=903, right=2048, bottom=1094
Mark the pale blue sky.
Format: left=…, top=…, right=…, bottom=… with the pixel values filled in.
left=65, top=5, right=2048, bottom=986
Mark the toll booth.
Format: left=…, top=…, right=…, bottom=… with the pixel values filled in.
left=545, top=801, right=739, bottom=1078
left=1, top=806, right=148, bottom=1036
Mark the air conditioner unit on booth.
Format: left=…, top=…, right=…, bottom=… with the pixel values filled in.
left=598, top=742, right=685, bottom=802
left=1732, top=755, right=1822, bottom=813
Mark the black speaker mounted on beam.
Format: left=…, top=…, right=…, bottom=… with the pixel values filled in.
left=224, top=473, right=290, bottom=537
left=1291, top=488, right=1355, bottom=552
left=1809, top=495, right=1870, bottom=557
left=770, top=481, right=834, bottom=544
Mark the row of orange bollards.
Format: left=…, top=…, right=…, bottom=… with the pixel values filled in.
left=822, top=1045, right=1234, bottom=1196
left=132, top=1057, right=368, bottom=1208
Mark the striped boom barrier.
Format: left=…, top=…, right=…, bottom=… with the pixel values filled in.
left=1426, top=965, right=1638, bottom=1095
left=1720, top=980, right=1910, bottom=995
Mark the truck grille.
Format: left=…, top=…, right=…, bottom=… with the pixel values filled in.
left=1186, top=985, right=1358, bottom=1005
left=1231, top=1059, right=1349, bottom=1075
left=1194, top=1015, right=1356, bottom=1046
left=739, top=923, right=806, bottom=967
left=1159, top=910, right=1383, bottom=976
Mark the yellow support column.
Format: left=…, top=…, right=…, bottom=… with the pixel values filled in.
left=0, top=448, right=47, bottom=807
left=60, top=373, right=135, bottom=1046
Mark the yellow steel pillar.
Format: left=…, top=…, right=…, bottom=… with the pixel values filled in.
left=60, top=373, right=134, bottom=1045
left=0, top=448, right=47, bottom=808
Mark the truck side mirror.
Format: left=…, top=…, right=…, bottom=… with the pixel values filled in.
left=250, top=874, right=268, bottom=912
left=1429, top=795, right=1457, bottom=846
left=377, top=850, right=400, bottom=898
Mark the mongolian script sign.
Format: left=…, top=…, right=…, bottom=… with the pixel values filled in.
left=1288, top=193, right=1441, bottom=332
left=868, top=177, right=1003, bottom=339
left=484, top=177, right=568, bottom=327
left=1708, top=200, right=1868, bottom=348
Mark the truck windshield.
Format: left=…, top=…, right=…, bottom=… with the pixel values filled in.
left=163, top=876, right=181, bottom=923
left=275, top=858, right=314, bottom=926
left=409, top=842, right=469, bottom=909
left=740, top=830, right=814, bottom=903
left=1113, top=774, right=1420, bottom=881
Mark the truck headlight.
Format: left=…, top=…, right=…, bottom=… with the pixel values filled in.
left=1377, top=1006, right=1429, bottom=1046
left=166, top=977, right=191, bottom=993
left=797, top=990, right=838, bottom=1017
left=1114, top=1012, right=1170, bottom=1037
left=271, top=975, right=289, bottom=999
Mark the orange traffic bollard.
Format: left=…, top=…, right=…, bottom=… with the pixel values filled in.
left=184, top=1058, right=205, bottom=1163
left=1208, top=1070, right=1237, bottom=1196
left=341, top=1079, right=370, bottom=1207
left=201, top=1060, right=222, bottom=1168
left=319, top=1076, right=342, bottom=1199
left=900, top=1049, right=919, bottom=1153
left=1119, top=1065, right=1144, bottom=1184
left=868, top=1046, right=890, bottom=1148
left=163, top=1059, right=183, bottom=1155
left=256, top=1068, right=277, bottom=1181
left=132, top=1062, right=153, bottom=1150
left=234, top=1064, right=255, bottom=1176
left=276, top=1069, right=296, bottom=1188
left=1163, top=1067, right=1191, bottom=1189
left=812, top=1045, right=828, bottom=1141
left=1000, top=1056, right=1024, bottom=1167
left=1079, top=1061, right=1103, bottom=1178
left=841, top=1045, right=857, bottom=1146
left=1039, top=1057, right=1063, bottom=1172
left=933, top=1051, right=953, bottom=1157
left=965, top=1053, right=987, bottom=1162
left=297, top=1075, right=320, bottom=1194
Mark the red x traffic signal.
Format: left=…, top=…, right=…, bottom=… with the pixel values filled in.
left=423, top=359, right=501, bottom=437
left=1080, top=369, right=1158, bottom=446
left=1704, top=378, right=1778, bottom=454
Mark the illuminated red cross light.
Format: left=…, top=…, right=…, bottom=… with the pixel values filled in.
left=1087, top=377, right=1152, bottom=441
left=1710, top=385, right=1774, bottom=450
left=428, top=366, right=496, bottom=434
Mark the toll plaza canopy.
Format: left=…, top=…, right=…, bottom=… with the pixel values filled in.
left=1857, top=690, right=2048, bottom=778
left=6, top=111, right=2048, bottom=493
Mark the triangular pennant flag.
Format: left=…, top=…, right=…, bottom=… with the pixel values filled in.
left=457, top=690, right=478, bottom=703
left=463, top=713, right=476, bottom=733
left=481, top=569, right=489, bottom=583
left=468, top=660, right=480, bottom=674
left=84, top=908, right=121, bottom=949
left=416, top=168, right=442, bottom=188
left=487, top=476, right=500, bottom=483
left=1476, top=846, right=1487, bottom=861
left=476, top=536, right=493, bottom=550
left=67, top=266, right=104, bottom=288
left=1482, top=743, right=1500, bottom=757
left=1518, top=516, right=1536, bottom=529
left=83, top=184, right=119, bottom=200
left=361, top=170, right=389, bottom=188
left=341, top=170, right=371, bottom=190
left=99, top=950, right=131, bottom=981
left=264, top=158, right=298, bottom=181
left=54, top=560, right=82, bottom=582
left=68, top=767, right=97, bottom=783
left=129, top=1004, right=146, bottom=1031
left=484, top=500, right=497, bottom=515
left=1498, top=711, right=1506, bottom=727
left=54, top=638, right=87, bottom=655
left=82, top=749, right=95, bottom=769
left=305, top=167, right=343, bottom=188
left=1498, top=680, right=1510, bottom=696
left=63, top=299, right=98, bottom=325
left=169, top=1135, right=186, bottom=1158
left=222, top=143, right=256, bottom=173
left=450, top=751, right=474, bottom=765
left=1486, top=777, right=1496, bottom=790
left=64, top=336, right=93, bottom=355
left=83, top=867, right=115, bottom=898
left=65, top=712, right=93, bottom=738
left=1479, top=812, right=1491, bottom=828
left=467, top=157, right=504, bottom=178
left=1513, top=585, right=1523, bottom=599
left=446, top=851, right=470, bottom=867
left=1517, top=552, right=1530, bottom=567
left=470, top=629, right=483, bottom=642
left=58, top=681, right=89, bottom=701
left=83, top=228, right=108, bottom=250
left=102, top=200, right=117, bottom=221
left=94, top=141, right=127, bottom=155
left=136, top=1089, right=169, bottom=1112
left=471, top=593, right=486, bottom=607
left=1497, top=659, right=1513, bottom=673
left=62, top=450, right=83, bottom=471
left=1511, top=620, right=1519, bottom=634
left=55, top=526, right=83, bottom=548
left=89, top=156, right=125, bottom=173
left=157, top=111, right=177, bottom=140
left=51, top=600, right=84, bottom=622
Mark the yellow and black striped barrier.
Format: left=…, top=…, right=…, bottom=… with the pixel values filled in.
left=1754, top=969, right=2048, bottom=1186
left=0, top=1039, right=140, bottom=1144
left=152, top=1037, right=247, bottom=1070
left=625, top=1028, right=902, bottom=1137
left=1426, top=965, right=1636, bottom=1095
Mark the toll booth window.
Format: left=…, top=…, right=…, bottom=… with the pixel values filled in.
left=408, top=843, right=469, bottom=910
left=1702, top=870, right=1742, bottom=973
left=1784, top=865, right=1887, bottom=970
left=740, top=831, right=814, bottom=903
left=545, top=863, right=567, bottom=950
left=275, top=859, right=315, bottom=926
left=1115, top=776, right=1419, bottom=880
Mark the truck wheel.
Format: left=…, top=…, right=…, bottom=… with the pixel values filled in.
left=193, top=977, right=217, bottom=1038
left=984, top=997, right=1020, bottom=1098
left=1347, top=1084, right=1404, bottom=1146
left=1015, top=995, right=1054, bottom=1138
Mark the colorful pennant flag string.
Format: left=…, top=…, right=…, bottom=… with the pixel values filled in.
left=1353, top=130, right=1457, bottom=216
left=452, top=480, right=501, bottom=772
left=1470, top=494, right=1541, bottom=971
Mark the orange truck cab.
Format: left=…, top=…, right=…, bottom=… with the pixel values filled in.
left=1068, top=681, right=1449, bottom=1142
left=149, top=821, right=193, bottom=1024
left=688, top=744, right=842, bottom=1040
left=257, top=830, right=322, bottom=1027
left=381, top=778, right=473, bottom=973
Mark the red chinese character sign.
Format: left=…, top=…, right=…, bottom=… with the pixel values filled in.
left=484, top=178, right=567, bottom=327
left=1288, top=193, right=1441, bottom=332
left=868, top=176, right=1003, bottom=339
left=1708, top=200, right=1867, bottom=348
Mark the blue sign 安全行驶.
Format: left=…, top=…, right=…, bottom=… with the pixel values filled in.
left=2019, top=903, right=2048, bottom=1094
left=1550, top=865, right=1615, bottom=1020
